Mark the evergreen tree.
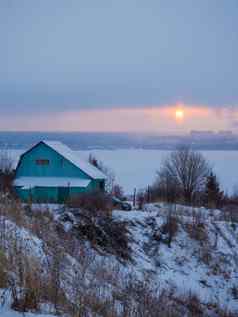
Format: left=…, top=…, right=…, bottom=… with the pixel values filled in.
left=205, top=172, right=223, bottom=208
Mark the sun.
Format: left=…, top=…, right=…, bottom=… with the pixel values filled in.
left=175, top=109, right=184, bottom=120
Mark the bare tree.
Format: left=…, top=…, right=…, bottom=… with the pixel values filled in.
left=88, top=154, right=116, bottom=193
left=153, top=168, right=180, bottom=203
left=112, top=183, right=124, bottom=199
left=0, top=149, right=14, bottom=193
left=158, top=147, right=210, bottom=204
left=100, top=164, right=115, bottom=193
left=0, top=149, right=13, bottom=174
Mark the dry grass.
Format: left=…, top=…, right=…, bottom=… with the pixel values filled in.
left=187, top=222, right=208, bottom=242
left=185, top=213, right=208, bottom=243
left=0, top=195, right=237, bottom=316
left=68, top=191, right=112, bottom=214
left=0, top=194, right=26, bottom=227
left=161, top=213, right=179, bottom=247
left=0, top=248, right=9, bottom=289
left=9, top=257, right=69, bottom=314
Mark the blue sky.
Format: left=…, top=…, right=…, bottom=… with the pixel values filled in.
left=1, top=0, right=238, bottom=131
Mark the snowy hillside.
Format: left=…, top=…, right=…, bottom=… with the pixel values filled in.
left=0, top=197, right=238, bottom=316
left=0, top=310, right=57, bottom=317
left=113, top=204, right=238, bottom=311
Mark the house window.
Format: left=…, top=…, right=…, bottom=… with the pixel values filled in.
left=36, top=159, right=49, bottom=166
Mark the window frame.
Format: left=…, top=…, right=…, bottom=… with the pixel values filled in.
left=35, top=159, right=50, bottom=166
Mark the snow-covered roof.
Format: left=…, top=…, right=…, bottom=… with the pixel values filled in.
left=42, top=141, right=106, bottom=179
left=14, top=177, right=91, bottom=189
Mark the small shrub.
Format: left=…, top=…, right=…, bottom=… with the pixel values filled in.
left=186, top=293, right=203, bottom=316
left=73, top=211, right=131, bottom=261
left=199, top=244, right=212, bottom=265
left=0, top=248, right=9, bottom=288
left=221, top=204, right=238, bottom=223
left=186, top=212, right=208, bottom=243
left=137, top=190, right=146, bottom=210
left=10, top=261, right=42, bottom=313
left=68, top=191, right=112, bottom=214
left=231, top=285, right=238, bottom=299
left=0, top=194, right=26, bottom=227
left=186, top=222, right=208, bottom=242
left=161, top=213, right=179, bottom=248
left=215, top=308, right=238, bottom=317
left=11, top=288, right=39, bottom=312
left=112, top=184, right=124, bottom=200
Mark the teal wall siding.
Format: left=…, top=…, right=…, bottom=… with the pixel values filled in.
left=33, top=187, right=58, bottom=202
left=15, top=187, right=31, bottom=202
left=15, top=186, right=59, bottom=203
left=90, top=179, right=105, bottom=191
left=15, top=185, right=91, bottom=203
left=16, top=142, right=90, bottom=179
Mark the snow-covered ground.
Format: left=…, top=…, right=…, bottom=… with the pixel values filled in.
left=10, top=149, right=238, bottom=195
left=1, top=200, right=238, bottom=315
left=0, top=289, right=58, bottom=317
left=113, top=204, right=238, bottom=312
left=0, top=310, right=57, bottom=317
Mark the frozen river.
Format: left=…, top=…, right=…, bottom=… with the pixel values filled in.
left=11, top=149, right=238, bottom=195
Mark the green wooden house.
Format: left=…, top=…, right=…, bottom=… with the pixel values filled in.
left=13, top=140, right=106, bottom=203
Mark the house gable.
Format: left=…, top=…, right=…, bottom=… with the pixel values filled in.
left=15, top=142, right=92, bottom=180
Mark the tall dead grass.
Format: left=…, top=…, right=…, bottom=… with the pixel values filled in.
left=0, top=195, right=237, bottom=316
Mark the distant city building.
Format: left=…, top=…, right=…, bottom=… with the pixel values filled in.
left=218, top=130, right=233, bottom=137
left=190, top=130, right=233, bottom=139
left=190, top=130, right=215, bottom=138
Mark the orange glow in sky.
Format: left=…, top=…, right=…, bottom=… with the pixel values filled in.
left=175, top=109, right=184, bottom=121
left=0, top=104, right=237, bottom=133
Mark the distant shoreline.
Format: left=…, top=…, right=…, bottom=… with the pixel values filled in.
left=0, top=131, right=238, bottom=151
